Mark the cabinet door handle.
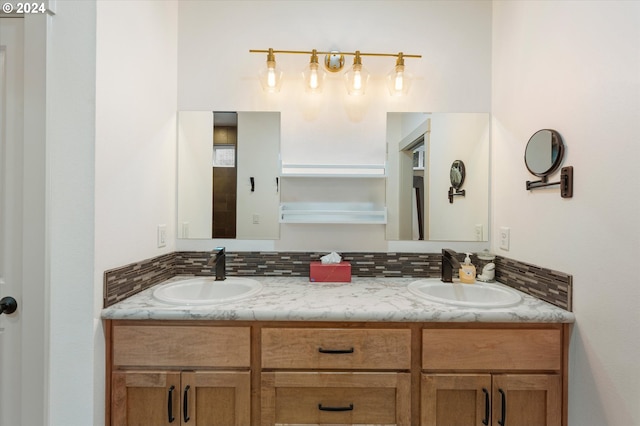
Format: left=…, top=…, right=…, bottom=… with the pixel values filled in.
left=318, top=403, right=354, bottom=412
left=183, top=385, right=191, bottom=423
left=498, top=388, right=506, bottom=426
left=318, top=347, right=354, bottom=354
left=167, top=385, right=175, bottom=423
left=482, top=388, right=489, bottom=425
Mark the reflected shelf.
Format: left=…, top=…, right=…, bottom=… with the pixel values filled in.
left=279, top=202, right=387, bottom=224
left=280, top=162, right=387, bottom=178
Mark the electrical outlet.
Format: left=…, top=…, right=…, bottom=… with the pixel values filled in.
left=253, top=214, right=260, bottom=224
left=181, top=222, right=189, bottom=239
left=499, top=226, right=510, bottom=251
left=157, top=224, right=167, bottom=248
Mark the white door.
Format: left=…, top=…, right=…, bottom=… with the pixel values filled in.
left=236, top=111, right=281, bottom=239
left=0, top=16, right=24, bottom=425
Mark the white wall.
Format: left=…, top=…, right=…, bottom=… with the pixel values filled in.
left=492, top=2, right=640, bottom=425
left=95, top=1, right=178, bottom=424
left=428, top=113, right=489, bottom=241
left=45, top=1, right=96, bottom=424
left=177, top=111, right=214, bottom=238
left=177, top=0, right=492, bottom=253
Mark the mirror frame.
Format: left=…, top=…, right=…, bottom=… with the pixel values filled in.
left=524, top=129, right=565, bottom=178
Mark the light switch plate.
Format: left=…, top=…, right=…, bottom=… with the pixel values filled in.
left=475, top=224, right=483, bottom=241
left=157, top=224, right=167, bottom=248
left=499, top=227, right=510, bottom=251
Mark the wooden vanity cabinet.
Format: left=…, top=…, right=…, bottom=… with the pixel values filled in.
left=105, top=321, right=569, bottom=426
left=420, top=326, right=566, bottom=426
left=106, top=322, right=251, bottom=426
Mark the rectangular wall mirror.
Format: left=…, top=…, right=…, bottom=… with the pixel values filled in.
left=177, top=111, right=281, bottom=240
left=386, top=112, right=490, bottom=241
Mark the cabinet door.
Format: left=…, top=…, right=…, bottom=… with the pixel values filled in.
left=492, top=375, right=561, bottom=426
left=112, top=371, right=181, bottom=426
left=421, top=374, right=492, bottom=426
left=181, top=371, right=251, bottom=426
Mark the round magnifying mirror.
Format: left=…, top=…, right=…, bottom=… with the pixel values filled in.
left=450, top=160, right=465, bottom=189
left=524, top=129, right=564, bottom=177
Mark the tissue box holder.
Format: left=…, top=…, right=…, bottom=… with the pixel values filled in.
left=309, top=261, right=351, bottom=283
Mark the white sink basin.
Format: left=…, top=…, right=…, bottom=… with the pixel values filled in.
left=407, top=279, right=522, bottom=308
left=153, top=277, right=263, bottom=306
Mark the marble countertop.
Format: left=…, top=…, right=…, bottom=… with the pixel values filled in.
left=101, top=276, right=575, bottom=323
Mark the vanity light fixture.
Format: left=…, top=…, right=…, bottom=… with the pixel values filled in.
left=302, top=49, right=326, bottom=93
left=258, top=48, right=284, bottom=93
left=250, top=48, right=421, bottom=95
left=344, top=51, right=369, bottom=95
left=386, top=52, right=411, bottom=96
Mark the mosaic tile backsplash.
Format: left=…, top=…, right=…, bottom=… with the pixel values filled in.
left=103, top=253, right=175, bottom=307
left=104, top=251, right=572, bottom=311
left=174, top=251, right=442, bottom=278
left=495, top=256, right=573, bottom=311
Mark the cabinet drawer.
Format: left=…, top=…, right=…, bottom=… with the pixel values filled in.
left=422, top=328, right=561, bottom=371
left=261, top=372, right=411, bottom=426
left=112, top=325, right=250, bottom=368
left=262, top=328, right=411, bottom=370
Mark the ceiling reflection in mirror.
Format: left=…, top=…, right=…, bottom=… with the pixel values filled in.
left=386, top=112, right=490, bottom=242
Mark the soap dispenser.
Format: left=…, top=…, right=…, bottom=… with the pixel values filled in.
left=459, top=252, right=476, bottom=284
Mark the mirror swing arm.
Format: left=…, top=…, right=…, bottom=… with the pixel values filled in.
left=526, top=166, right=573, bottom=197
left=448, top=186, right=465, bottom=203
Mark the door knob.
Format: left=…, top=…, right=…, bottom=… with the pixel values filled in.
left=0, top=296, right=17, bottom=315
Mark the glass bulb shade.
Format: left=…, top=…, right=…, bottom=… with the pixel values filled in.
left=259, top=60, right=283, bottom=93
left=302, top=62, right=325, bottom=93
left=344, top=63, right=370, bottom=95
left=386, top=64, right=411, bottom=96
left=387, top=65, right=413, bottom=96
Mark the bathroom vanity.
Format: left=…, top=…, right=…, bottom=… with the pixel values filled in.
left=102, top=276, right=574, bottom=426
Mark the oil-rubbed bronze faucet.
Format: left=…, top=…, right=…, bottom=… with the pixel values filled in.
left=207, top=247, right=226, bottom=281
left=441, top=248, right=461, bottom=283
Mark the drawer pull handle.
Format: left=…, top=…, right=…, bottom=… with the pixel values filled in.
left=318, top=403, right=354, bottom=412
left=498, top=388, right=506, bottom=426
left=167, top=385, right=175, bottom=423
left=183, top=385, right=191, bottom=423
left=318, top=347, right=354, bottom=354
left=482, top=388, right=489, bottom=425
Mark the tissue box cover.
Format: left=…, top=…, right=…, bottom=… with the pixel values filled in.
left=309, top=261, right=351, bottom=282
